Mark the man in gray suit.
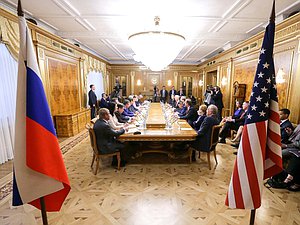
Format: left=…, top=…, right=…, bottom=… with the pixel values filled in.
left=282, top=124, right=300, bottom=159
left=93, top=108, right=128, bottom=166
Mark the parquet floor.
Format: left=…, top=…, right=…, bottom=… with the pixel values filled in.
left=0, top=138, right=299, bottom=225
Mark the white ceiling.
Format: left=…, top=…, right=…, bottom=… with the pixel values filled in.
left=1, top=0, right=300, bottom=65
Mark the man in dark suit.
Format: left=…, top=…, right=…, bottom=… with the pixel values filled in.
left=211, top=86, right=224, bottom=121
left=219, top=101, right=249, bottom=144
left=160, top=86, right=168, bottom=103
left=190, top=104, right=219, bottom=161
left=178, top=87, right=186, bottom=96
left=93, top=108, right=128, bottom=166
left=169, top=86, right=177, bottom=98
left=99, top=93, right=109, bottom=109
left=279, top=108, right=294, bottom=144
left=115, top=103, right=130, bottom=123
left=88, top=84, right=97, bottom=119
left=179, top=99, right=198, bottom=127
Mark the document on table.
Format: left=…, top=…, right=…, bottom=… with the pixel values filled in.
left=180, top=128, right=193, bottom=131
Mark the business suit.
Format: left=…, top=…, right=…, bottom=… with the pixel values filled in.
left=212, top=91, right=224, bottom=121
left=179, top=106, right=198, bottom=127
left=88, top=90, right=97, bottom=119
left=169, top=89, right=177, bottom=98
left=178, top=90, right=186, bottom=96
left=281, top=119, right=294, bottom=144
left=99, top=97, right=109, bottom=109
left=193, top=115, right=206, bottom=130
left=93, top=119, right=125, bottom=154
left=114, top=111, right=129, bottom=123
left=219, top=110, right=248, bottom=141
left=191, top=115, right=219, bottom=152
left=160, top=89, right=168, bottom=103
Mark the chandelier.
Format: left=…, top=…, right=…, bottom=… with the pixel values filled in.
left=128, top=16, right=185, bottom=71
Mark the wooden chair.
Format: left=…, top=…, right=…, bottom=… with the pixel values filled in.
left=86, top=124, right=120, bottom=174
left=198, top=124, right=223, bottom=170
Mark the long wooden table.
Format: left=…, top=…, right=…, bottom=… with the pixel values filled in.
left=118, top=103, right=197, bottom=158
left=119, top=103, right=197, bottom=141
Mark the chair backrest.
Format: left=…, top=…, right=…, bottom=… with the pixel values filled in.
left=210, top=124, right=223, bottom=150
left=86, top=123, right=99, bottom=155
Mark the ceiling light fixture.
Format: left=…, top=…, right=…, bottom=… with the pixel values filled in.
left=128, top=16, right=185, bottom=71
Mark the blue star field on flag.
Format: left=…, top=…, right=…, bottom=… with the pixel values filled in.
left=246, top=22, right=278, bottom=125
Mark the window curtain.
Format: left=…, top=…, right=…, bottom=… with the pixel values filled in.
left=86, top=71, right=104, bottom=106
left=0, top=43, right=18, bottom=164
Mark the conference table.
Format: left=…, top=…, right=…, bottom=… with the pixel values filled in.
left=118, top=103, right=197, bottom=158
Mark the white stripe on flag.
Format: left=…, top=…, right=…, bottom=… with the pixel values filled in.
left=247, top=123, right=264, bottom=201
left=267, top=137, right=282, bottom=157
left=228, top=174, right=236, bottom=208
left=265, top=158, right=276, bottom=170
left=237, top=137, right=254, bottom=209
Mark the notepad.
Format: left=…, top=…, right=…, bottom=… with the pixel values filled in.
left=178, top=122, right=186, bottom=124
left=180, top=128, right=193, bottom=131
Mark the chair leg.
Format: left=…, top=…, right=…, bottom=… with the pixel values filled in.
left=213, top=150, right=218, bottom=165
left=94, top=157, right=100, bottom=175
left=91, top=153, right=95, bottom=168
left=198, top=151, right=201, bottom=159
left=188, top=148, right=193, bottom=163
left=117, top=152, right=121, bottom=170
left=207, top=152, right=211, bottom=170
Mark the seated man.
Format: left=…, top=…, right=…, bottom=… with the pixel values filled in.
left=219, top=101, right=249, bottom=144
left=168, top=94, right=176, bottom=107
left=174, top=95, right=180, bottom=108
left=190, top=104, right=220, bottom=161
left=179, top=99, right=198, bottom=127
left=99, top=93, right=109, bottom=108
left=122, top=100, right=135, bottom=117
left=282, top=124, right=300, bottom=158
left=93, top=108, right=128, bottom=166
left=279, top=108, right=294, bottom=144
left=115, top=103, right=131, bottom=123
left=174, top=101, right=185, bottom=114
left=193, top=104, right=207, bottom=130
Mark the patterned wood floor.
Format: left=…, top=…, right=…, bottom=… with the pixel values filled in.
left=0, top=138, right=299, bottom=225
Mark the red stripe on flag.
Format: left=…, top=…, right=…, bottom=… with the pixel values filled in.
left=26, top=117, right=69, bottom=184
left=264, top=145, right=282, bottom=179
left=256, top=122, right=267, bottom=160
left=29, top=183, right=70, bottom=212
left=232, top=162, right=244, bottom=208
left=267, top=128, right=281, bottom=145
left=26, top=117, right=70, bottom=211
left=242, top=126, right=261, bottom=209
left=269, top=110, right=280, bottom=123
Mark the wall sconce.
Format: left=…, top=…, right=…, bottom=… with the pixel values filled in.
left=167, top=80, right=172, bottom=86
left=198, top=80, right=204, bottom=87
left=276, top=68, right=286, bottom=84
left=221, top=77, right=228, bottom=86
left=137, top=79, right=141, bottom=86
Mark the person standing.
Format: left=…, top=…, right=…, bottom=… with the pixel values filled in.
left=88, top=84, right=97, bottom=119
left=160, top=86, right=168, bottom=103
left=178, top=87, right=186, bottom=96
left=212, top=86, right=224, bottom=121
left=169, top=86, right=177, bottom=98
left=153, top=85, right=159, bottom=102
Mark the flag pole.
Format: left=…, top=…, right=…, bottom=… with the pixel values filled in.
left=249, top=209, right=256, bottom=225
left=17, top=1, right=49, bottom=224
left=249, top=2, right=274, bottom=225
left=40, top=197, right=49, bottom=225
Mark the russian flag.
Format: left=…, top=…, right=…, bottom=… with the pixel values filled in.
left=12, top=8, right=70, bottom=211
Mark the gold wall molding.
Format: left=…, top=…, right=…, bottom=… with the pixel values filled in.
left=0, top=14, right=19, bottom=60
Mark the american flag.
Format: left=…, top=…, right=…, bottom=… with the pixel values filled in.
left=225, top=3, right=282, bottom=209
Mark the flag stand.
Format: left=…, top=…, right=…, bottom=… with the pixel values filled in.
left=40, top=197, right=48, bottom=225
left=249, top=209, right=256, bottom=225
